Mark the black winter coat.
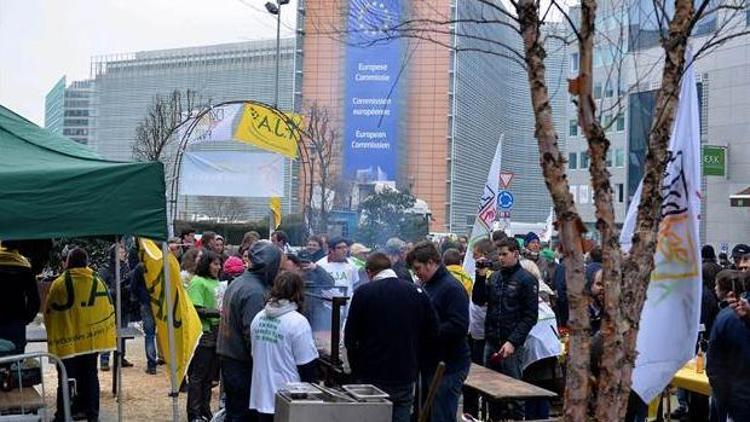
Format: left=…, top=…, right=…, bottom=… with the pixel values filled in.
left=472, top=261, right=538, bottom=348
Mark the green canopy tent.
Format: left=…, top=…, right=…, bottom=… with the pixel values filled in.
left=0, top=105, right=180, bottom=422
left=0, top=104, right=167, bottom=240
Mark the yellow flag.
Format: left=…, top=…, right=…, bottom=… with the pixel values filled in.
left=44, top=267, right=116, bottom=359
left=234, top=103, right=301, bottom=159
left=269, top=196, right=282, bottom=229
left=139, top=238, right=202, bottom=383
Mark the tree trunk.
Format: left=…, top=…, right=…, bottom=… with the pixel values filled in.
left=572, top=0, right=628, bottom=417
left=617, top=0, right=695, bottom=417
left=516, top=1, right=590, bottom=419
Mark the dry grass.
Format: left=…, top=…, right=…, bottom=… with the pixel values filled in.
left=26, top=327, right=220, bottom=421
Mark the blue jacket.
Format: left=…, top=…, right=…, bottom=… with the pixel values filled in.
left=472, top=261, right=538, bottom=348
left=707, top=307, right=750, bottom=416
left=421, top=266, right=470, bottom=374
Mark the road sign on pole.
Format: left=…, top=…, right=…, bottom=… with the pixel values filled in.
left=498, top=190, right=514, bottom=209
left=500, top=172, right=514, bottom=189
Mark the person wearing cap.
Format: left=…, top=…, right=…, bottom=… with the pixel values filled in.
left=524, top=232, right=542, bottom=255
left=350, top=243, right=372, bottom=289
left=316, top=237, right=360, bottom=300
left=217, top=242, right=283, bottom=422
left=737, top=253, right=750, bottom=272
left=731, top=244, right=750, bottom=269
left=345, top=253, right=438, bottom=422
left=222, top=256, right=246, bottom=282
left=384, top=237, right=414, bottom=283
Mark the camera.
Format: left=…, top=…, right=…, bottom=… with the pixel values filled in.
left=476, top=260, right=493, bottom=269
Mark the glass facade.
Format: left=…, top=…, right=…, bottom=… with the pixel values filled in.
left=45, top=78, right=95, bottom=145
left=90, top=39, right=298, bottom=220
left=449, top=3, right=566, bottom=230
left=44, top=77, right=65, bottom=134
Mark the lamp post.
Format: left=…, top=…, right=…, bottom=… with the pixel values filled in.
left=265, top=0, right=289, bottom=108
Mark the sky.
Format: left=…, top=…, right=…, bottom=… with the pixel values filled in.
left=0, top=0, right=297, bottom=126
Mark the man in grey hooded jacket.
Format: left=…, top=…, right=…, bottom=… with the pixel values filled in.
left=217, top=241, right=282, bottom=422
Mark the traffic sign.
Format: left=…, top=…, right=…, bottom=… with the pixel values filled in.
left=498, top=190, right=514, bottom=209
left=500, top=172, right=514, bottom=189
left=499, top=211, right=511, bottom=218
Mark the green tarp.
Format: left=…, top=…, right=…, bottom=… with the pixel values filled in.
left=0, top=104, right=168, bottom=240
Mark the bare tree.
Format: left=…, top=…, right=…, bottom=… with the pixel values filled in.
left=197, top=196, right=247, bottom=222
left=298, top=101, right=340, bottom=234
left=131, top=89, right=203, bottom=166
left=327, top=0, right=750, bottom=419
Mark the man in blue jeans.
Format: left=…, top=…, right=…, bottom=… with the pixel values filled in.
left=129, top=260, right=158, bottom=374
left=406, top=241, right=470, bottom=422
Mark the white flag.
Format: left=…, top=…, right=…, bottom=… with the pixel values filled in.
left=463, top=137, right=503, bottom=276
left=540, top=207, right=555, bottom=243
left=620, top=53, right=702, bottom=402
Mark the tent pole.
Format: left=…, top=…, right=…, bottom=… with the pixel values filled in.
left=162, top=242, right=180, bottom=422
left=115, top=237, right=123, bottom=422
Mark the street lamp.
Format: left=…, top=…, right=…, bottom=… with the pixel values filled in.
left=265, top=0, right=290, bottom=108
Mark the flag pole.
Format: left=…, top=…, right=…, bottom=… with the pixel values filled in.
left=162, top=242, right=179, bottom=422
left=115, top=237, right=123, bottom=422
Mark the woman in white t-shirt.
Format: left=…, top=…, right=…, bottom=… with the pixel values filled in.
left=250, top=271, right=319, bottom=421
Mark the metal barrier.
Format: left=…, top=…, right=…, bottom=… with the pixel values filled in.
left=0, top=352, right=71, bottom=422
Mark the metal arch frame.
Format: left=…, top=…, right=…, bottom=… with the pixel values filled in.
left=167, top=100, right=313, bottom=231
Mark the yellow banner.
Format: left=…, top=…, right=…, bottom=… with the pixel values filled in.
left=234, top=103, right=301, bottom=159
left=269, top=196, right=282, bottom=229
left=44, top=267, right=116, bottom=359
left=139, top=238, right=202, bottom=383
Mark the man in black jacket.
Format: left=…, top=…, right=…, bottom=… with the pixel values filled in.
left=217, top=242, right=282, bottom=422
left=0, top=240, right=40, bottom=354
left=345, top=253, right=438, bottom=422
left=406, top=241, right=470, bottom=422
left=472, top=237, right=538, bottom=420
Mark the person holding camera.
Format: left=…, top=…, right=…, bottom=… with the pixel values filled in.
left=472, top=237, right=538, bottom=420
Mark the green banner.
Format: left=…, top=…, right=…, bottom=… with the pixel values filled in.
left=702, top=145, right=726, bottom=177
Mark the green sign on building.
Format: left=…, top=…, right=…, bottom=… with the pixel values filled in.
left=702, top=145, right=726, bottom=177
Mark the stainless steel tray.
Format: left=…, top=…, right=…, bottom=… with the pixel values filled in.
left=341, top=384, right=390, bottom=401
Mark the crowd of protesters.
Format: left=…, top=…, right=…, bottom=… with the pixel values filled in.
left=1, top=229, right=749, bottom=421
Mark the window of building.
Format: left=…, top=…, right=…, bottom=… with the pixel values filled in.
left=616, top=113, right=625, bottom=131
left=570, top=52, right=579, bottom=73
left=605, top=83, right=614, bottom=98
left=617, top=183, right=624, bottom=203
left=604, top=113, right=613, bottom=131
left=594, top=83, right=603, bottom=99
left=580, top=151, right=590, bottom=169
left=615, top=148, right=625, bottom=167
left=568, top=152, right=578, bottom=169
left=606, top=149, right=614, bottom=167
left=570, top=185, right=578, bottom=202
left=579, top=185, right=590, bottom=204
left=569, top=119, right=578, bottom=137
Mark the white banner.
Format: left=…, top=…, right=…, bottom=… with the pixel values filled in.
left=179, top=151, right=285, bottom=197
left=621, top=53, right=702, bottom=402
left=178, top=103, right=241, bottom=145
